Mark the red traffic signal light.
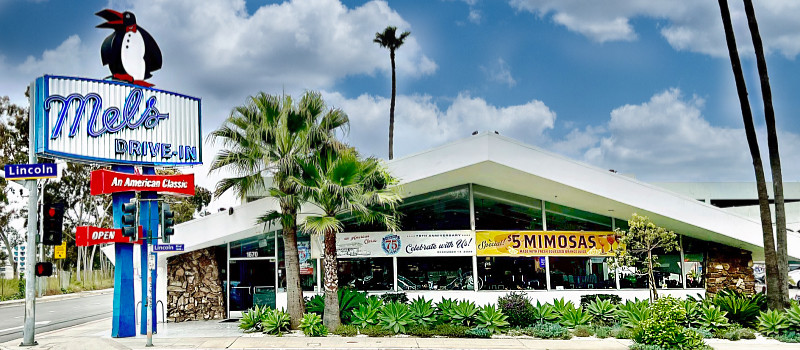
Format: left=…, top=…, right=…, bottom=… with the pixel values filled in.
left=43, top=202, right=65, bottom=245
left=35, top=262, right=53, bottom=277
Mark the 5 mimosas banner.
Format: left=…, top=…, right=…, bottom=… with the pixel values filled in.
left=476, top=231, right=622, bottom=257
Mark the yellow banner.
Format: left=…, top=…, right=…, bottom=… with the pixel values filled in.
left=476, top=231, right=620, bottom=257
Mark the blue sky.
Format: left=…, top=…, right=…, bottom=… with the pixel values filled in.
left=2, top=0, right=800, bottom=207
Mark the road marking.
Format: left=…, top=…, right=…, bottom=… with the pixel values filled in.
left=0, top=321, right=51, bottom=333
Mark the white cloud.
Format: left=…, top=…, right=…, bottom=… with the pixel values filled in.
left=468, top=9, right=482, bottom=24
left=509, top=0, right=800, bottom=58
left=324, top=91, right=556, bottom=158
left=483, top=58, right=516, bottom=87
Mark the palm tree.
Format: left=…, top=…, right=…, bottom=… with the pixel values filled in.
left=716, top=0, right=786, bottom=308
left=742, top=0, right=790, bottom=309
left=291, top=148, right=401, bottom=330
left=209, top=91, right=349, bottom=327
left=374, top=26, right=410, bottom=160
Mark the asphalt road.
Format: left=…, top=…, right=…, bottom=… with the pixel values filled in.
left=0, top=293, right=112, bottom=343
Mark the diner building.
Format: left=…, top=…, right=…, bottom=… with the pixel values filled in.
left=154, top=132, right=800, bottom=321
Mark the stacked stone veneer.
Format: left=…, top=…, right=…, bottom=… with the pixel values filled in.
left=704, top=243, right=756, bottom=296
left=167, top=247, right=226, bottom=322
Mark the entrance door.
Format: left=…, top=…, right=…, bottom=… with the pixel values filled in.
left=229, top=259, right=276, bottom=318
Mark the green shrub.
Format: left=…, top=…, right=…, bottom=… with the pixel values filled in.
left=712, top=290, right=761, bottom=328
left=261, top=308, right=291, bottom=335
left=580, top=294, right=621, bottom=309
left=360, top=325, right=394, bottom=337
left=698, top=305, right=729, bottom=329
left=610, top=326, right=633, bottom=339
left=409, top=297, right=436, bottom=327
left=475, top=304, right=509, bottom=334
left=351, top=303, right=380, bottom=328
left=530, top=301, right=559, bottom=324
left=786, top=303, right=800, bottom=332
left=737, top=327, right=756, bottom=339
left=681, top=299, right=702, bottom=328
left=378, top=301, right=414, bottom=333
left=687, top=327, right=713, bottom=339
left=632, top=296, right=706, bottom=350
left=595, top=325, right=611, bottom=338
left=573, top=325, right=593, bottom=337
left=431, top=323, right=469, bottom=337
left=299, top=313, right=327, bottom=337
left=448, top=300, right=479, bottom=327
left=305, top=288, right=367, bottom=324
left=586, top=299, right=618, bottom=326
left=497, top=292, right=535, bottom=327
left=618, top=299, right=651, bottom=328
left=552, top=297, right=575, bottom=316
left=239, top=305, right=266, bottom=332
left=406, top=325, right=434, bottom=337
left=559, top=306, right=592, bottom=328
left=757, top=309, right=789, bottom=336
left=379, top=292, right=409, bottom=304
left=524, top=322, right=572, bottom=339
left=465, top=327, right=492, bottom=338
left=775, top=331, right=800, bottom=343
left=629, top=344, right=667, bottom=350
left=332, top=324, right=357, bottom=337
left=436, top=298, right=457, bottom=324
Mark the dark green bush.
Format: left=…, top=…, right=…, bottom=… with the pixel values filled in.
left=632, top=296, right=706, bottom=350
left=379, top=292, right=409, bottom=304
left=712, top=290, right=761, bottom=328
left=431, top=324, right=470, bottom=337
left=333, top=324, right=357, bottom=337
left=775, top=331, right=800, bottom=343
left=580, top=294, right=622, bottom=309
left=406, top=325, right=434, bottom=337
left=524, top=322, right=572, bottom=339
left=573, top=325, right=593, bottom=337
left=360, top=325, right=394, bottom=337
left=304, top=288, right=367, bottom=324
left=497, top=292, right=535, bottom=327
left=465, top=327, right=492, bottom=338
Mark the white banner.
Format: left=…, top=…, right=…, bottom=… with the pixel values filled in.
left=311, top=231, right=475, bottom=258
left=31, top=75, right=201, bottom=166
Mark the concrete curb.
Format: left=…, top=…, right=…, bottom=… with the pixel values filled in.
left=0, top=288, right=113, bottom=308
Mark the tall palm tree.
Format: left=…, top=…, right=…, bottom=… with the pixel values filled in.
left=716, top=0, right=785, bottom=308
left=742, top=0, right=790, bottom=308
left=291, top=148, right=401, bottom=330
left=209, top=91, right=349, bottom=327
left=374, top=26, right=410, bottom=160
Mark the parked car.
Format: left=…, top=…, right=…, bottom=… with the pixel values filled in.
left=788, top=268, right=800, bottom=289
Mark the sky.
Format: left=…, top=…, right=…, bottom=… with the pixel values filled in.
left=2, top=0, right=800, bottom=210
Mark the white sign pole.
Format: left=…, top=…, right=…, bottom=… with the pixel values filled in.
left=22, top=98, right=38, bottom=346
left=146, top=249, right=154, bottom=347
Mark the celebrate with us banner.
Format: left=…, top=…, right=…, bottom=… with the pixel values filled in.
left=476, top=231, right=621, bottom=257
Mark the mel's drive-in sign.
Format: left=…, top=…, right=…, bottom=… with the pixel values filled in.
left=90, top=169, right=194, bottom=196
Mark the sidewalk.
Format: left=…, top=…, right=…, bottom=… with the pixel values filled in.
left=1, top=318, right=798, bottom=350
left=0, top=288, right=114, bottom=308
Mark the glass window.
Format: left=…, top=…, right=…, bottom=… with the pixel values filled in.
left=479, top=257, right=546, bottom=290
left=230, top=231, right=277, bottom=258
left=683, top=236, right=705, bottom=288
left=549, top=257, right=615, bottom=289
left=397, top=257, right=473, bottom=290
left=473, top=185, right=543, bottom=230
left=614, top=217, right=630, bottom=231
left=338, top=258, right=394, bottom=291
left=340, top=185, right=471, bottom=232
left=545, top=202, right=612, bottom=231
left=653, top=249, right=683, bottom=289
left=278, top=236, right=318, bottom=292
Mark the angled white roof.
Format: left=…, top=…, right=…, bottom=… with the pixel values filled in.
left=171, top=131, right=798, bottom=260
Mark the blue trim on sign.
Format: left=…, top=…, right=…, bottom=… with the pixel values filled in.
left=43, top=75, right=200, bottom=101
left=40, top=150, right=203, bottom=167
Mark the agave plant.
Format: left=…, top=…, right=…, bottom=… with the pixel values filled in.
left=449, top=300, right=480, bottom=327
left=436, top=297, right=457, bottom=324
left=299, top=313, right=328, bottom=337
left=698, top=305, right=729, bottom=330
left=239, top=305, right=266, bottom=332
left=304, top=288, right=367, bottom=324
left=713, top=292, right=761, bottom=327
left=784, top=303, right=800, bottom=332
left=586, top=299, right=617, bottom=326
left=409, top=297, right=436, bottom=327
left=681, top=299, right=702, bottom=328
left=531, top=301, right=559, bottom=324
left=476, top=304, right=509, bottom=334
left=378, top=301, right=415, bottom=333
left=617, top=300, right=651, bottom=328
left=351, top=303, right=380, bottom=328
left=261, top=308, right=291, bottom=335
left=552, top=297, right=576, bottom=317
left=758, top=309, right=789, bottom=337
left=558, top=306, right=592, bottom=328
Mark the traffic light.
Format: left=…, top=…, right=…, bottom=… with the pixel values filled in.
left=161, top=203, right=174, bottom=243
left=121, top=200, right=137, bottom=239
left=42, top=202, right=64, bottom=245
left=35, top=262, right=53, bottom=277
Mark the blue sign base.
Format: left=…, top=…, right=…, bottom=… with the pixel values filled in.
left=140, top=166, right=158, bottom=335
left=111, top=165, right=136, bottom=338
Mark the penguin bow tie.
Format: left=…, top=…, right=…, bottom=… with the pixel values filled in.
left=126, top=24, right=137, bottom=33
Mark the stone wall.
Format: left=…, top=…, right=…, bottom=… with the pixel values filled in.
left=705, top=243, right=756, bottom=296
left=167, top=247, right=226, bottom=322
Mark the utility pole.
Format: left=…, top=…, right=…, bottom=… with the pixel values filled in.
left=22, top=101, right=38, bottom=346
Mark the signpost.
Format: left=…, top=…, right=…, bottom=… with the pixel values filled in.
left=152, top=244, right=184, bottom=252
left=4, top=164, right=57, bottom=180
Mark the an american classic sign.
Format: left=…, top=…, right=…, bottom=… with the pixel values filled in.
left=90, top=169, right=194, bottom=196
left=31, top=75, right=201, bottom=166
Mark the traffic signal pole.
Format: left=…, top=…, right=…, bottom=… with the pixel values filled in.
left=22, top=106, right=38, bottom=346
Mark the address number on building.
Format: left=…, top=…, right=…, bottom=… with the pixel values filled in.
left=246, top=251, right=258, bottom=258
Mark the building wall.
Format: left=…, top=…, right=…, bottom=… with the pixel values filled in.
left=166, top=247, right=225, bottom=322
left=705, top=243, right=756, bottom=295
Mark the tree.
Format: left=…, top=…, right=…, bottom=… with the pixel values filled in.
left=291, top=148, right=401, bottom=330
left=610, top=214, right=679, bottom=302
left=716, top=0, right=788, bottom=309
left=374, top=26, right=410, bottom=160
left=0, top=96, right=29, bottom=278
left=209, top=91, right=348, bottom=328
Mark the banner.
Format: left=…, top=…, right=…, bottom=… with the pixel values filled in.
left=476, top=231, right=619, bottom=257
left=90, top=169, right=194, bottom=196
left=311, top=231, right=475, bottom=259
left=76, top=225, right=143, bottom=246
left=298, top=241, right=313, bottom=275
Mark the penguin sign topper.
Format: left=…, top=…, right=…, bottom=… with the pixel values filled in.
left=96, top=9, right=162, bottom=87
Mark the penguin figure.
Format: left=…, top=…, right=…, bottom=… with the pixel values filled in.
left=96, top=9, right=162, bottom=87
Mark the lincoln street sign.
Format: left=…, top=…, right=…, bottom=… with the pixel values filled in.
left=152, top=244, right=184, bottom=252
left=4, top=163, right=57, bottom=180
